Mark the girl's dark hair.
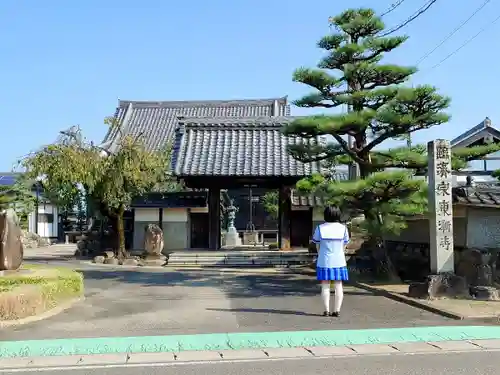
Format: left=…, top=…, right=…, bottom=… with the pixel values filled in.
left=324, top=205, right=342, bottom=222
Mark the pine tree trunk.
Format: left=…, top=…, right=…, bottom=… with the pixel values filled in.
left=355, top=162, right=399, bottom=282
left=363, top=210, right=400, bottom=282
left=116, top=205, right=126, bottom=260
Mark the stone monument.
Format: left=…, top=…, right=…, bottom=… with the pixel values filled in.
left=408, top=140, right=468, bottom=299
left=428, top=139, right=454, bottom=274
left=142, top=224, right=167, bottom=266
left=224, top=201, right=242, bottom=247
left=0, top=209, right=24, bottom=271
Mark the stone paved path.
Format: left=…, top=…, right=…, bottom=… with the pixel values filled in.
left=1, top=263, right=489, bottom=341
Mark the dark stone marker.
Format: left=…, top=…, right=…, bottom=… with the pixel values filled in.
left=408, top=273, right=468, bottom=299
left=470, top=286, right=499, bottom=301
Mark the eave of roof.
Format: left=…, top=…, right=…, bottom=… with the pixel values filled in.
left=451, top=117, right=500, bottom=148
left=453, top=185, right=500, bottom=208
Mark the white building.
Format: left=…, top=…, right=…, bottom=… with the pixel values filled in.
left=0, top=172, right=59, bottom=239
left=27, top=202, right=59, bottom=239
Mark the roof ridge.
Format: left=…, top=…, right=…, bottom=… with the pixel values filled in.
left=118, top=97, right=288, bottom=108
left=451, top=117, right=491, bottom=146
left=177, top=116, right=298, bottom=129
left=179, top=115, right=297, bottom=122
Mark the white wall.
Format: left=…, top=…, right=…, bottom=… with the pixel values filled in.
left=134, top=208, right=159, bottom=222
left=133, top=207, right=190, bottom=250
left=162, top=208, right=188, bottom=222
left=28, top=203, right=58, bottom=238
left=466, top=207, right=500, bottom=248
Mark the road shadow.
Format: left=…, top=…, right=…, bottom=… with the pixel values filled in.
left=205, top=307, right=323, bottom=317
left=79, top=268, right=374, bottom=298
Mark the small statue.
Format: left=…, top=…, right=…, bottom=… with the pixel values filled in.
left=143, top=224, right=164, bottom=257
left=226, top=200, right=239, bottom=230
left=224, top=200, right=242, bottom=246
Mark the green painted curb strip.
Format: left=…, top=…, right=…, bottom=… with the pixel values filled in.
left=1, top=326, right=500, bottom=358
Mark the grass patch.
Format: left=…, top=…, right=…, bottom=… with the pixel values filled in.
left=0, top=264, right=84, bottom=321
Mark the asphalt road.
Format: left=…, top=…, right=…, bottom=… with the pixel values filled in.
left=1, top=261, right=482, bottom=341
left=3, top=351, right=499, bottom=375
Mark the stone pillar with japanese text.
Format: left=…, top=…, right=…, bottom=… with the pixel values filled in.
left=428, top=139, right=454, bottom=273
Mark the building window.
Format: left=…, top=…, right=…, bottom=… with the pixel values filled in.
left=38, top=213, right=54, bottom=224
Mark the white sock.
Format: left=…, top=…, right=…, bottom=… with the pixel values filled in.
left=333, top=281, right=344, bottom=312
left=321, top=283, right=330, bottom=312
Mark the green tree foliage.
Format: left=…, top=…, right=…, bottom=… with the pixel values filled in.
left=22, top=120, right=182, bottom=258
left=0, top=175, right=35, bottom=230
left=491, top=169, right=500, bottom=180
left=261, top=190, right=279, bottom=220
left=282, top=9, right=500, bottom=278
left=0, top=186, right=13, bottom=211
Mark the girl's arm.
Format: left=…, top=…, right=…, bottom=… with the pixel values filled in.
left=312, top=225, right=321, bottom=244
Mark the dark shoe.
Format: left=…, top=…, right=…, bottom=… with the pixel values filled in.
left=330, top=312, right=339, bottom=317
left=323, top=311, right=329, bottom=316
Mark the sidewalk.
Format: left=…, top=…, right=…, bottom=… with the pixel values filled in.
left=1, top=326, right=500, bottom=370
left=356, top=282, right=500, bottom=320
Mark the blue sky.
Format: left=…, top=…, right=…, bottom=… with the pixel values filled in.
left=1, top=0, right=499, bottom=171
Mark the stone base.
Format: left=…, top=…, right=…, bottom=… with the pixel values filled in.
left=141, top=254, right=167, bottom=267
left=104, top=257, right=119, bottom=265
left=280, top=239, right=291, bottom=251
left=242, top=231, right=259, bottom=246
left=224, top=228, right=242, bottom=247
left=408, top=273, right=469, bottom=299
left=470, top=286, right=500, bottom=301
left=119, top=257, right=139, bottom=266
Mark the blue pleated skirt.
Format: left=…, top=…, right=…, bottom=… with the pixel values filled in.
left=316, top=266, right=349, bottom=281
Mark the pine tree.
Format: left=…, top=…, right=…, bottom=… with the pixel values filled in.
left=283, top=9, right=500, bottom=279
left=0, top=185, right=14, bottom=211
left=0, top=176, right=35, bottom=230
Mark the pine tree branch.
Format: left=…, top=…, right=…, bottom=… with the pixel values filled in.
left=331, top=133, right=366, bottom=164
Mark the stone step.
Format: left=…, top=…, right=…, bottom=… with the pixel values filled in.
left=166, top=253, right=311, bottom=258
left=167, top=253, right=313, bottom=267
left=167, top=256, right=311, bottom=261
left=165, top=255, right=309, bottom=259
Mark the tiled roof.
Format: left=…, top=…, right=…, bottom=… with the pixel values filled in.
left=453, top=186, right=500, bottom=207
left=103, top=97, right=290, bottom=152
left=290, top=193, right=323, bottom=207
left=450, top=117, right=500, bottom=147
left=172, top=117, right=323, bottom=177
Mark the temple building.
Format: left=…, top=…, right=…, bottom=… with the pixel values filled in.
left=103, top=97, right=332, bottom=250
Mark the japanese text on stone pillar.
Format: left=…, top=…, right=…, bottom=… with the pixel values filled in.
left=429, top=139, right=454, bottom=273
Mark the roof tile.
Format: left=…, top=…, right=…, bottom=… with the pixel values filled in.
left=453, top=186, right=500, bottom=207
left=172, top=117, right=322, bottom=177
left=104, top=97, right=290, bottom=152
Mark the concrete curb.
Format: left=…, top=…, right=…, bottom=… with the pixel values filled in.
left=0, top=296, right=84, bottom=328
left=354, top=282, right=464, bottom=320
left=3, top=340, right=500, bottom=370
